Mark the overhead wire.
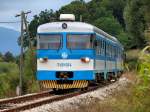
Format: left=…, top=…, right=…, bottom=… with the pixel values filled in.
left=0, top=21, right=21, bottom=23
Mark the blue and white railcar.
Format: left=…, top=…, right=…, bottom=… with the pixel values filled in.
left=36, top=14, right=124, bottom=89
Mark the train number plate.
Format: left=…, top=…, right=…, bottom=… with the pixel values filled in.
left=57, top=63, right=72, bottom=67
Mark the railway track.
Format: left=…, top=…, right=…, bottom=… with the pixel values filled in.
left=0, top=82, right=111, bottom=112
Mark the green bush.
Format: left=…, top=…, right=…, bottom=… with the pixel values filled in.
left=0, top=62, right=19, bottom=98
left=23, top=50, right=40, bottom=94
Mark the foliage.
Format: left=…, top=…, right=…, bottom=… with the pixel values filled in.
left=125, top=49, right=140, bottom=70
left=93, top=16, right=122, bottom=36
left=100, top=0, right=127, bottom=27
left=28, top=0, right=132, bottom=49
left=23, top=49, right=40, bottom=93
left=137, top=46, right=150, bottom=90
left=0, top=50, right=39, bottom=98
left=3, top=51, right=15, bottom=62
left=59, top=1, right=89, bottom=22
left=17, top=32, right=30, bottom=49
left=124, top=0, right=146, bottom=48
left=61, top=55, right=150, bottom=112
left=0, top=62, right=19, bottom=98
left=29, top=9, right=56, bottom=38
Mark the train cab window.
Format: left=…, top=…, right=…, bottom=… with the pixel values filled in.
left=38, top=35, right=61, bottom=49
left=67, top=34, right=94, bottom=49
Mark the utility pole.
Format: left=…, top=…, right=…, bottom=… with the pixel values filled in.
left=15, top=11, right=31, bottom=95
left=23, top=11, right=32, bottom=49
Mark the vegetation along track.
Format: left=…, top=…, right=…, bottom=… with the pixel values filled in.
left=0, top=81, right=113, bottom=112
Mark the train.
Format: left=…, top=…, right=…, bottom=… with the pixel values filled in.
left=36, top=14, right=124, bottom=90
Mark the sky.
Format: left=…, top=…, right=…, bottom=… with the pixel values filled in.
left=0, top=0, right=91, bottom=31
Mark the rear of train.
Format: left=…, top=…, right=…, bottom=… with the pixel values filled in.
left=36, top=14, right=95, bottom=89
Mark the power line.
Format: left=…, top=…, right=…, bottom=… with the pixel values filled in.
left=0, top=21, right=21, bottom=23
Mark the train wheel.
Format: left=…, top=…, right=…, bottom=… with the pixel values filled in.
left=52, top=88, right=60, bottom=94
left=81, top=87, right=88, bottom=91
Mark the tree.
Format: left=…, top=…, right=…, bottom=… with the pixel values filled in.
left=124, top=0, right=146, bottom=48
left=0, top=62, right=19, bottom=97
left=0, top=53, right=3, bottom=62
left=3, top=52, right=15, bottom=62
left=23, top=50, right=39, bottom=93
left=29, top=9, right=56, bottom=38
left=59, top=0, right=89, bottom=22
left=28, top=0, right=132, bottom=49
left=142, top=0, right=150, bottom=24
left=18, top=32, right=30, bottom=49
left=0, top=52, right=2, bottom=58
left=93, top=16, right=123, bottom=36
left=101, top=0, right=127, bottom=28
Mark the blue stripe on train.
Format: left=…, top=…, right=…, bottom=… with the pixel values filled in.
left=37, top=70, right=95, bottom=80
left=37, top=49, right=95, bottom=59
left=37, top=50, right=116, bottom=61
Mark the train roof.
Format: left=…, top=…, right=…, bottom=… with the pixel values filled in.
left=37, top=22, right=122, bottom=46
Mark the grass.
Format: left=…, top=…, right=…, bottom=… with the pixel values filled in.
left=125, top=49, right=141, bottom=70
left=56, top=48, right=150, bottom=112
left=57, top=72, right=150, bottom=112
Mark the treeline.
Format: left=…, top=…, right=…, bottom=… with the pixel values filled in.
left=0, top=52, right=16, bottom=62
left=0, top=52, right=19, bottom=97
left=0, top=50, right=39, bottom=98
left=28, top=0, right=150, bottom=49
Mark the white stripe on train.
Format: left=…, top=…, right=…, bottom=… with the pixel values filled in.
left=37, top=59, right=123, bottom=71
left=37, top=59, right=94, bottom=71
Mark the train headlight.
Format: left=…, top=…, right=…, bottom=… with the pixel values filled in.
left=81, top=57, right=90, bottom=63
left=39, top=57, right=48, bottom=63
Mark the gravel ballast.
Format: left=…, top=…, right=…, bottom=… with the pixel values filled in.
left=23, top=77, right=130, bottom=112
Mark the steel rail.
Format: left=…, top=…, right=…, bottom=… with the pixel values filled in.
left=0, top=86, right=99, bottom=112
left=0, top=90, right=52, bottom=105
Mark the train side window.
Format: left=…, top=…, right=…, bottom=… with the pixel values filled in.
left=114, top=47, right=117, bottom=58
left=106, top=43, right=109, bottom=56
left=108, top=45, right=110, bottom=57
left=108, top=44, right=110, bottom=57
left=97, top=40, right=102, bottom=55
left=112, top=46, right=114, bottom=58
left=111, top=45, right=113, bottom=58
left=106, top=43, right=107, bottom=56
left=114, top=47, right=115, bottom=58
left=100, top=40, right=102, bottom=55
left=113, top=47, right=115, bottom=58
left=110, top=45, right=112, bottom=58
left=96, top=39, right=103, bottom=55
left=117, top=49, right=119, bottom=58
left=102, top=40, right=105, bottom=55
left=117, top=48, right=118, bottom=58
left=118, top=49, right=120, bottom=58
left=108, top=44, right=111, bottom=57
left=96, top=40, right=100, bottom=55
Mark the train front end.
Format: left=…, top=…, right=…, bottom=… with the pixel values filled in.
left=36, top=14, right=95, bottom=89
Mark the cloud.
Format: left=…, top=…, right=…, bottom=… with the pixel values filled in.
left=0, top=0, right=91, bottom=30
